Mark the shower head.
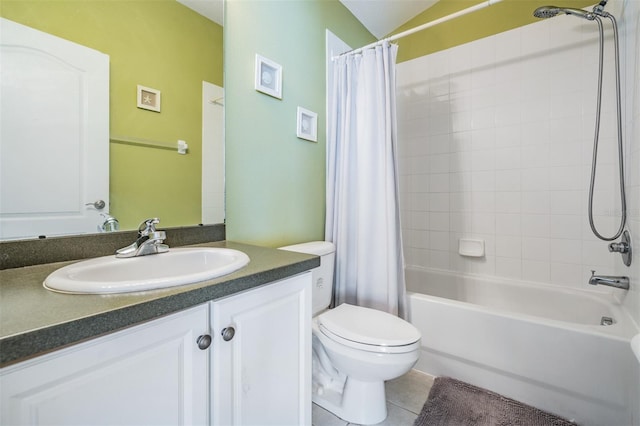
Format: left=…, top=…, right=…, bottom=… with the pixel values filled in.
left=533, top=5, right=595, bottom=20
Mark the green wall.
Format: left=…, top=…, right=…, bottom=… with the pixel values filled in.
left=4, top=0, right=597, bottom=245
left=390, top=0, right=597, bottom=62
left=224, top=0, right=375, bottom=247
left=1, top=0, right=223, bottom=230
left=224, top=0, right=599, bottom=247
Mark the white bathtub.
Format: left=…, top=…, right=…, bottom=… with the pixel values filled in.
left=406, top=267, right=640, bottom=426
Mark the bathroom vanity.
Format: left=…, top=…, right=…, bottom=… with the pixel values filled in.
left=0, top=236, right=317, bottom=425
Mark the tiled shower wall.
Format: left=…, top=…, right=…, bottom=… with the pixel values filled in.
left=397, top=0, right=639, bottom=325
left=619, top=0, right=639, bottom=326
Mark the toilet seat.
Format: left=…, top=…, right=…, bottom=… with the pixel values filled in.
left=317, top=303, right=421, bottom=354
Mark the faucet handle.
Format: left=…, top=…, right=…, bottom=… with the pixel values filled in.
left=608, top=241, right=629, bottom=254
left=138, top=218, right=160, bottom=236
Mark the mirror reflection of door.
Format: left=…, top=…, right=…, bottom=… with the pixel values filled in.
left=0, top=18, right=109, bottom=239
left=202, top=81, right=224, bottom=224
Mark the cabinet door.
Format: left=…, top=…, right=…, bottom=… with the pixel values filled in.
left=211, top=273, right=312, bottom=426
left=0, top=304, right=209, bottom=426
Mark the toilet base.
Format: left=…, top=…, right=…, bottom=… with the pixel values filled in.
left=313, top=377, right=387, bottom=425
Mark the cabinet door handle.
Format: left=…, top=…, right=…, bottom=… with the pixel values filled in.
left=221, top=327, right=235, bottom=341
left=196, top=334, right=212, bottom=350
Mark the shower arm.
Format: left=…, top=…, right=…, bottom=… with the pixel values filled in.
left=593, top=0, right=609, bottom=15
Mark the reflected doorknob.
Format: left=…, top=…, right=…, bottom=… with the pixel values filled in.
left=85, top=200, right=106, bottom=210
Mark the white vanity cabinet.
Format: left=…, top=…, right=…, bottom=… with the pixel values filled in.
left=0, top=304, right=210, bottom=425
left=211, top=272, right=312, bottom=426
left=0, top=272, right=312, bottom=426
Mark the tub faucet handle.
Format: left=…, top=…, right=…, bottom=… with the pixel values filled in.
left=608, top=230, right=632, bottom=267
left=608, top=241, right=629, bottom=253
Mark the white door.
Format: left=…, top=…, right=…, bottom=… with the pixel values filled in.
left=0, top=304, right=210, bottom=426
left=211, top=273, right=312, bottom=426
left=0, top=18, right=109, bottom=239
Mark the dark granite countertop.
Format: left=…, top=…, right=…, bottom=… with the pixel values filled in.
left=0, top=241, right=319, bottom=367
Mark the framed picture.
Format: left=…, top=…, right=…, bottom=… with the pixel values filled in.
left=255, top=54, right=282, bottom=99
left=137, top=85, right=161, bottom=112
left=296, top=107, right=318, bottom=142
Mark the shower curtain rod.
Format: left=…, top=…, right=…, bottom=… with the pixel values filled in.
left=335, top=0, right=504, bottom=58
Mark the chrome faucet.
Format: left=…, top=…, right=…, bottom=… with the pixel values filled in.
left=116, top=218, right=169, bottom=258
left=589, top=270, right=630, bottom=290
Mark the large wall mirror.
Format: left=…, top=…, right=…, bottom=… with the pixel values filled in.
left=0, top=0, right=224, bottom=240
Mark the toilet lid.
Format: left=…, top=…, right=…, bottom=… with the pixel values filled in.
left=317, top=303, right=421, bottom=349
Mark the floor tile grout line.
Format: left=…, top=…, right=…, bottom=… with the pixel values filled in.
left=387, top=399, right=423, bottom=416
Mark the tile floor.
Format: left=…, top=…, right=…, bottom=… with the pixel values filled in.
left=312, top=369, right=435, bottom=426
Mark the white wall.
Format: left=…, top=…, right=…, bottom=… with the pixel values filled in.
left=397, top=0, right=639, bottom=327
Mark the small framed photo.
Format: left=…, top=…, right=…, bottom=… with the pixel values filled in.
left=296, top=107, right=318, bottom=142
left=137, top=85, right=161, bottom=112
left=255, top=54, right=282, bottom=99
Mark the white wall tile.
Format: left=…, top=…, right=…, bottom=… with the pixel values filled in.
left=522, top=259, right=551, bottom=283
left=521, top=214, right=550, bottom=237
left=522, top=237, right=550, bottom=261
left=495, top=256, right=523, bottom=279
left=471, top=171, right=495, bottom=191
left=495, top=213, right=522, bottom=236
left=429, top=212, right=450, bottom=232
left=549, top=166, right=582, bottom=191
left=451, top=110, right=472, bottom=132
left=549, top=239, right=582, bottom=264
left=472, top=107, right=496, bottom=130
left=520, top=121, right=550, bottom=146
left=429, top=173, right=450, bottom=193
left=495, top=147, right=521, bottom=170
left=521, top=145, right=549, bottom=168
left=396, top=8, right=637, bottom=299
left=495, top=191, right=521, bottom=214
left=582, top=241, right=614, bottom=267
left=429, top=249, right=451, bottom=269
left=495, top=169, right=521, bottom=191
left=522, top=191, right=550, bottom=214
left=471, top=192, right=495, bottom=212
left=472, top=213, right=496, bottom=234
left=496, top=235, right=522, bottom=257
left=550, top=262, right=583, bottom=287
left=521, top=169, right=550, bottom=191
left=450, top=172, right=471, bottom=192
left=495, top=102, right=522, bottom=127
left=472, top=128, right=496, bottom=151
left=429, top=154, right=451, bottom=173
left=549, top=214, right=582, bottom=239
left=450, top=191, right=471, bottom=212
left=549, top=190, right=582, bottom=215
left=428, top=193, right=450, bottom=212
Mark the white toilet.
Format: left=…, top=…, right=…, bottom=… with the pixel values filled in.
left=279, top=241, right=421, bottom=425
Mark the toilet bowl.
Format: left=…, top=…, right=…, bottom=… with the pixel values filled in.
left=313, top=303, right=420, bottom=424
left=279, top=242, right=421, bottom=425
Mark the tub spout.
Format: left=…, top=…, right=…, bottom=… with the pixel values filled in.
left=589, top=270, right=629, bottom=290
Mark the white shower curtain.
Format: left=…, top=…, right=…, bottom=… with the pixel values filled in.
left=326, top=41, right=406, bottom=318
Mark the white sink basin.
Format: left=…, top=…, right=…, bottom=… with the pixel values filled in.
left=44, top=247, right=250, bottom=294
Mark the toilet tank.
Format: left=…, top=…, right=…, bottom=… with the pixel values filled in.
left=279, top=241, right=335, bottom=315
